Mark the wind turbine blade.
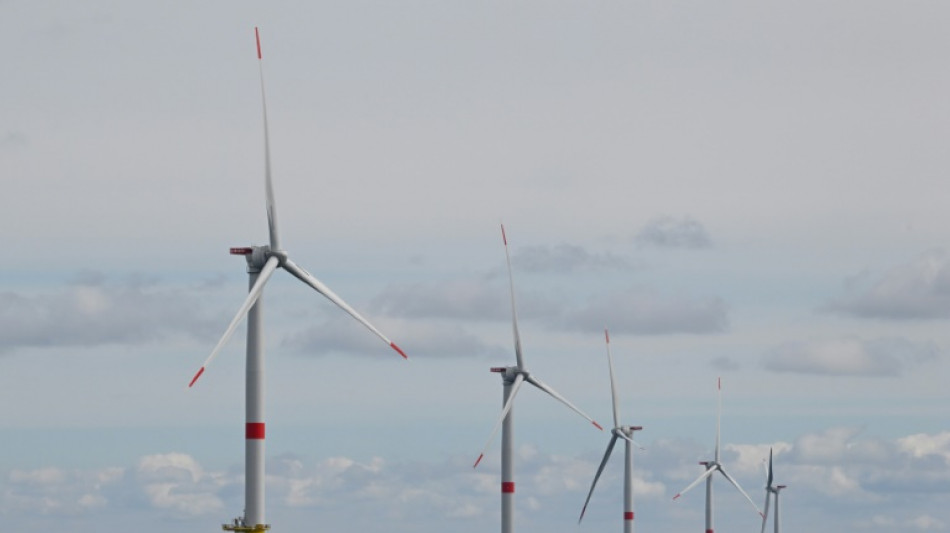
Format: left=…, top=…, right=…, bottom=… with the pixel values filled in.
left=715, top=377, right=722, bottom=462
left=760, top=490, right=771, bottom=533
left=767, top=447, right=774, bottom=488
left=525, top=375, right=603, bottom=430
left=604, top=328, right=621, bottom=428
left=579, top=434, right=619, bottom=523
left=672, top=466, right=715, bottom=501
left=188, top=255, right=281, bottom=387
left=500, top=224, right=524, bottom=369
left=719, top=466, right=763, bottom=516
left=282, top=258, right=407, bottom=359
left=255, top=27, right=281, bottom=251
left=474, top=373, right=525, bottom=468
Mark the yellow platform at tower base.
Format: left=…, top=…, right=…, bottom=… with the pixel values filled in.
left=222, top=523, right=270, bottom=532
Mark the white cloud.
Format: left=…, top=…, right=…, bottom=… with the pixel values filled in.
left=1, top=466, right=125, bottom=516
left=899, top=432, right=950, bottom=463
left=134, top=453, right=227, bottom=517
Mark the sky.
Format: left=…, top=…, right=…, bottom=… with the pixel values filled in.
left=2, top=1, right=950, bottom=532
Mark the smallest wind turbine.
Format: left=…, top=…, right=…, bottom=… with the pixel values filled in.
left=672, top=378, right=761, bottom=533
left=578, top=328, right=643, bottom=533
left=760, top=448, right=787, bottom=533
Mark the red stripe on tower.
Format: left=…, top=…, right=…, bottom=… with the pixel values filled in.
left=501, top=482, right=515, bottom=493
left=246, top=422, right=266, bottom=439
left=624, top=512, right=634, bottom=520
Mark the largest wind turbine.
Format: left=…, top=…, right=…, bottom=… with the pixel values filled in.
left=473, top=224, right=602, bottom=533
left=578, top=328, right=643, bottom=533
left=672, top=378, right=760, bottom=533
left=188, top=28, right=407, bottom=533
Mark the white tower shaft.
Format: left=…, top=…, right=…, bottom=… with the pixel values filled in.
left=501, top=372, right=515, bottom=533
left=623, top=429, right=634, bottom=533
left=705, top=467, right=714, bottom=533
left=245, top=265, right=266, bottom=529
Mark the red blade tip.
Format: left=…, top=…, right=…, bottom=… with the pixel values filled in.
left=500, top=224, right=507, bottom=245
left=391, top=342, right=408, bottom=359
left=605, top=328, right=610, bottom=343
left=255, top=27, right=262, bottom=59
left=188, top=367, right=205, bottom=388
left=673, top=493, right=681, bottom=500
left=593, top=421, right=604, bottom=430
left=473, top=454, right=484, bottom=468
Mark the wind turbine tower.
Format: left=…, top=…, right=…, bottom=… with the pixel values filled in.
left=578, top=328, right=643, bottom=533
left=473, top=224, right=603, bottom=533
left=189, top=28, right=407, bottom=533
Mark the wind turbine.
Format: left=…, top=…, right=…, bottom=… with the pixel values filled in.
left=760, top=448, right=787, bottom=533
left=473, top=224, right=603, bottom=533
left=578, top=328, right=643, bottom=533
left=188, top=28, right=407, bottom=533
left=672, top=378, right=761, bottom=533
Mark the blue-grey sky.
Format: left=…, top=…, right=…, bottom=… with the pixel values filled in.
left=2, top=1, right=949, bottom=532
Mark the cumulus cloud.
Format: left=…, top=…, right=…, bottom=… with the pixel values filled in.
left=0, top=273, right=221, bottom=354
left=559, top=287, right=728, bottom=335
left=1, top=466, right=124, bottom=516
left=135, top=453, right=228, bottom=517
left=3, top=429, right=950, bottom=531
left=635, top=216, right=712, bottom=249
left=763, top=337, right=938, bottom=377
left=899, top=432, right=950, bottom=463
left=826, top=249, right=950, bottom=319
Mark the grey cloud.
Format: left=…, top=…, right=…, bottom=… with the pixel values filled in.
left=763, top=337, right=938, bottom=377
left=559, top=287, right=728, bottom=335
left=372, top=280, right=508, bottom=321
left=282, top=315, right=507, bottom=359
left=512, top=244, right=633, bottom=273
left=371, top=279, right=564, bottom=323
left=636, top=216, right=712, bottom=249
left=826, top=249, right=950, bottom=320
left=0, top=274, right=221, bottom=354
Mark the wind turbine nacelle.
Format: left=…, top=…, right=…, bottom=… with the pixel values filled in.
left=231, top=246, right=275, bottom=271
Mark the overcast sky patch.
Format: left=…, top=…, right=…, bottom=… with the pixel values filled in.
left=558, top=287, right=728, bottom=335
